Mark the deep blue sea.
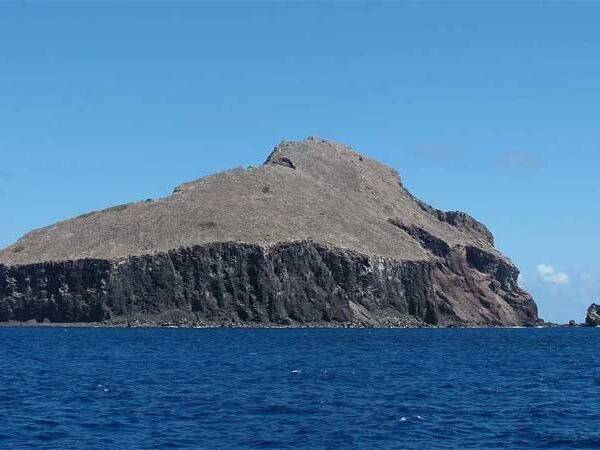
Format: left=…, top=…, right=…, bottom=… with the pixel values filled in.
left=1, top=328, right=600, bottom=449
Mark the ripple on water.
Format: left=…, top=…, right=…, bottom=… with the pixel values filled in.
left=1, top=328, right=600, bottom=449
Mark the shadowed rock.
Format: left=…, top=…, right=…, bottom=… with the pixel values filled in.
left=0, top=138, right=538, bottom=327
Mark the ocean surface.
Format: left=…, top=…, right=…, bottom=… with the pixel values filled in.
left=1, top=328, right=599, bottom=449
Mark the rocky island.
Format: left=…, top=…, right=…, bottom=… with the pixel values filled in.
left=0, top=138, right=538, bottom=327
left=586, top=304, right=600, bottom=327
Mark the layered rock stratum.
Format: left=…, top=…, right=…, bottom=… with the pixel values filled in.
left=0, top=138, right=538, bottom=327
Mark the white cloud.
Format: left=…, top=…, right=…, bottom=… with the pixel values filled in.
left=536, top=264, right=570, bottom=285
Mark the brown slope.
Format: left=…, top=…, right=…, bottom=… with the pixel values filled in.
left=1, top=137, right=495, bottom=265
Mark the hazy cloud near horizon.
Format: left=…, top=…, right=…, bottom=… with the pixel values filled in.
left=414, top=146, right=542, bottom=170
left=502, top=151, right=542, bottom=168
left=576, top=270, right=600, bottom=297
left=537, top=264, right=570, bottom=285
left=526, top=266, right=598, bottom=323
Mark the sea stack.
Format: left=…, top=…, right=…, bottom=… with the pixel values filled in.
left=0, top=138, right=538, bottom=327
left=585, top=304, right=600, bottom=327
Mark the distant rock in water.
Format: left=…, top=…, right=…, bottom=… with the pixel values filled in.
left=0, top=138, right=538, bottom=327
left=585, top=304, right=600, bottom=327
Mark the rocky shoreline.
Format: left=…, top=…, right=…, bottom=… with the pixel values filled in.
left=0, top=316, right=551, bottom=329
left=1, top=322, right=545, bottom=329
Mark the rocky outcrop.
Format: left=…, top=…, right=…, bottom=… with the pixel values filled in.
left=0, top=242, right=536, bottom=327
left=0, top=138, right=538, bottom=326
left=585, top=304, right=600, bottom=327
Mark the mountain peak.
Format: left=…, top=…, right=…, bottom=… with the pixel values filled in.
left=265, top=137, right=357, bottom=164
left=0, top=138, right=494, bottom=265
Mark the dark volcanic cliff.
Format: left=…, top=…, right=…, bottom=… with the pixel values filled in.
left=0, top=138, right=538, bottom=327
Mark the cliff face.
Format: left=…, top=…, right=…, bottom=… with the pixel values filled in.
left=0, top=138, right=538, bottom=326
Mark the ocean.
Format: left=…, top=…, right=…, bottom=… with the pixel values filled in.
left=1, top=327, right=599, bottom=449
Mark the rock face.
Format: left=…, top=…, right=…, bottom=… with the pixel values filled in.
left=0, top=138, right=538, bottom=326
left=585, top=304, right=600, bottom=327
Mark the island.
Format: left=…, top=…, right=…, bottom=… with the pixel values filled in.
left=0, top=138, right=539, bottom=327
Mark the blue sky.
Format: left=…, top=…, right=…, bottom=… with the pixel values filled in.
left=1, top=3, right=598, bottom=323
